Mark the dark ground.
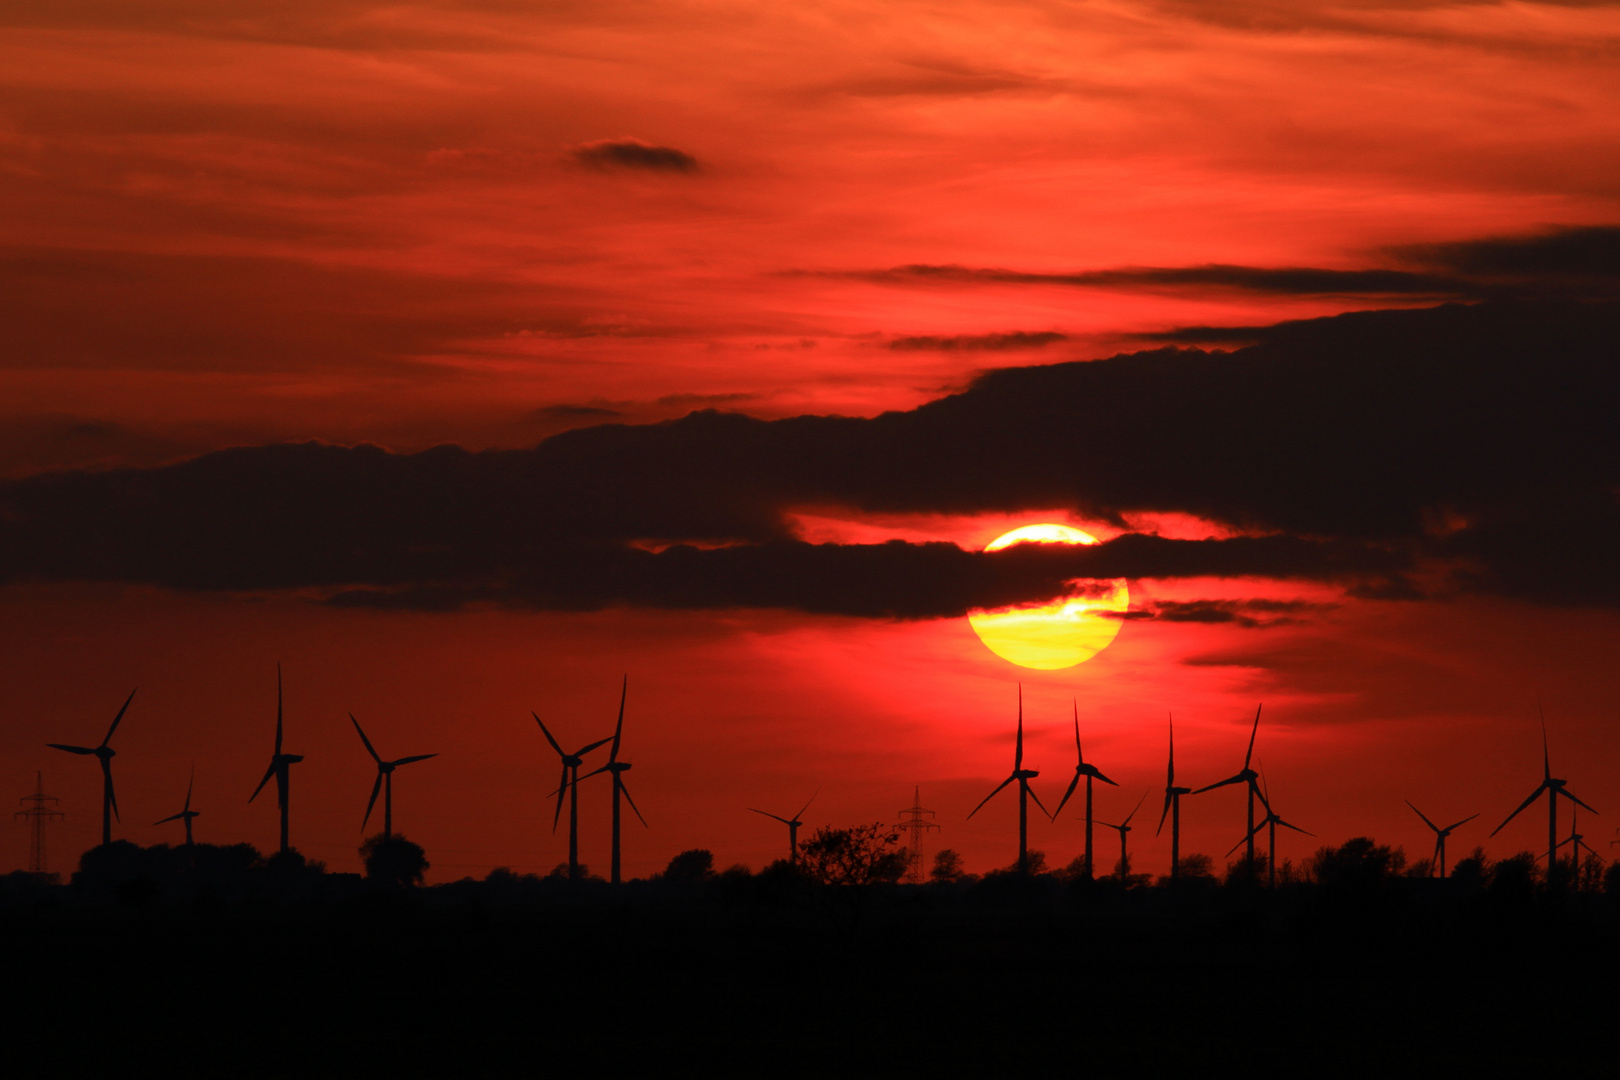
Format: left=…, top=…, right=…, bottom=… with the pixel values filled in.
left=2, top=866, right=1616, bottom=1076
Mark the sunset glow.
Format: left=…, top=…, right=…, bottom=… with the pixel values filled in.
left=968, top=525, right=1129, bottom=670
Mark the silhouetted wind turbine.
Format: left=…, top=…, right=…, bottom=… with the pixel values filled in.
left=1157, top=713, right=1192, bottom=879
left=249, top=665, right=303, bottom=854
left=1095, top=792, right=1147, bottom=882
left=1051, top=700, right=1117, bottom=879
left=1405, top=801, right=1477, bottom=878
left=350, top=714, right=437, bottom=841
left=1551, top=803, right=1601, bottom=869
left=1489, top=711, right=1597, bottom=874
left=154, top=766, right=200, bottom=847
left=1227, top=772, right=1312, bottom=886
left=750, top=792, right=817, bottom=867
left=1193, top=704, right=1265, bottom=867
left=533, top=712, right=612, bottom=881
left=968, top=686, right=1049, bottom=876
left=578, top=677, right=648, bottom=884
left=48, top=688, right=137, bottom=846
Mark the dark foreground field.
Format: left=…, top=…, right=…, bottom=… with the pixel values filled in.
left=3, top=864, right=1618, bottom=1076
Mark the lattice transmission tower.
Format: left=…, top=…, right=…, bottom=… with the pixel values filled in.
left=896, top=786, right=939, bottom=884
left=15, top=771, right=63, bottom=875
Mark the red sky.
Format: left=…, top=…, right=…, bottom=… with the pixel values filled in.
left=4, top=1, right=1620, bottom=879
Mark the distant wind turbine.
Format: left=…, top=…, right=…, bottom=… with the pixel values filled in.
left=750, top=791, right=817, bottom=867
left=249, top=664, right=304, bottom=854
left=48, top=688, right=137, bottom=847
left=154, top=766, right=201, bottom=847
left=968, top=685, right=1049, bottom=876
left=1192, top=704, right=1265, bottom=867
left=350, top=714, right=437, bottom=840
left=1404, top=801, right=1477, bottom=878
left=1051, top=700, right=1117, bottom=879
left=1551, top=803, right=1601, bottom=869
left=1156, top=713, right=1192, bottom=879
left=1489, top=709, right=1598, bottom=874
left=1095, top=792, right=1147, bottom=882
left=1226, top=771, right=1312, bottom=886
left=533, top=712, right=612, bottom=881
left=578, top=677, right=648, bottom=883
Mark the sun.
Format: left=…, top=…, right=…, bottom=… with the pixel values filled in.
left=967, top=524, right=1129, bottom=670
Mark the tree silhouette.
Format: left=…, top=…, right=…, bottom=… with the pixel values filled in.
left=930, top=848, right=967, bottom=883
left=360, top=834, right=428, bottom=887
left=663, top=849, right=715, bottom=883
left=796, top=824, right=907, bottom=886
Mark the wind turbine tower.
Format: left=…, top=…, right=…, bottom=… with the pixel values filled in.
left=14, top=772, right=63, bottom=875
left=896, top=786, right=940, bottom=884
left=1051, top=700, right=1117, bottom=879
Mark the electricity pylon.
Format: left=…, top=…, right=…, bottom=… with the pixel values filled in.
left=896, top=786, right=940, bottom=884
left=15, top=772, right=63, bottom=875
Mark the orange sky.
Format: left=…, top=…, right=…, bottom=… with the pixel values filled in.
left=4, top=1, right=1620, bottom=879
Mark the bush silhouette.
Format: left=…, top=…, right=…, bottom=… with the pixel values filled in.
left=797, top=824, right=907, bottom=886
left=664, top=849, right=715, bottom=883
left=360, top=834, right=428, bottom=887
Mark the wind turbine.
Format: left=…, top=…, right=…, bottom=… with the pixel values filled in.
left=1551, top=803, right=1602, bottom=873
left=250, top=664, right=303, bottom=854
left=1404, top=801, right=1477, bottom=878
left=48, top=688, right=137, bottom=846
left=1095, top=792, right=1147, bottom=882
left=154, top=767, right=201, bottom=847
left=968, top=685, right=1050, bottom=876
left=578, top=677, right=648, bottom=884
left=1192, top=704, right=1265, bottom=868
left=1051, top=700, right=1117, bottom=879
left=1227, top=772, right=1312, bottom=886
left=750, top=793, right=817, bottom=867
left=533, top=712, right=612, bottom=881
left=350, top=714, right=437, bottom=841
left=1489, top=710, right=1598, bottom=875
left=1157, top=713, right=1192, bottom=879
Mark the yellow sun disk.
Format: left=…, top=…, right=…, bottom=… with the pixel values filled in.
left=968, top=524, right=1129, bottom=670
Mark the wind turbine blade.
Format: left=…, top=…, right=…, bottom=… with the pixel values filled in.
left=1073, top=700, right=1082, bottom=759
left=621, top=782, right=648, bottom=827
left=102, top=688, right=138, bottom=747
left=1226, top=824, right=1263, bottom=858
left=1052, top=774, right=1081, bottom=819
left=1275, top=818, right=1313, bottom=836
left=576, top=736, right=613, bottom=757
left=1015, top=685, right=1024, bottom=770
left=1025, top=781, right=1052, bottom=820
left=1121, top=791, right=1147, bottom=827
left=1167, top=712, right=1175, bottom=788
left=551, top=765, right=568, bottom=832
left=1441, top=812, right=1480, bottom=833
left=1490, top=784, right=1549, bottom=837
left=1539, top=700, right=1550, bottom=782
left=1243, top=704, right=1261, bottom=769
left=1091, top=767, right=1120, bottom=788
left=1562, top=789, right=1599, bottom=815
left=392, top=754, right=437, bottom=766
left=1251, top=778, right=1273, bottom=814
left=362, top=774, right=383, bottom=831
left=531, top=713, right=566, bottom=757
left=610, top=675, right=627, bottom=764
left=185, top=765, right=195, bottom=812
left=749, top=808, right=792, bottom=825
left=1405, top=800, right=1442, bottom=834
left=249, top=761, right=277, bottom=802
left=47, top=744, right=96, bottom=755
left=793, top=789, right=819, bottom=820
left=154, top=812, right=185, bottom=825
left=578, top=764, right=610, bottom=782
left=275, top=664, right=284, bottom=756
left=967, top=775, right=1017, bottom=819
left=350, top=715, right=382, bottom=763
left=1192, top=774, right=1245, bottom=795
left=1156, top=792, right=1173, bottom=837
